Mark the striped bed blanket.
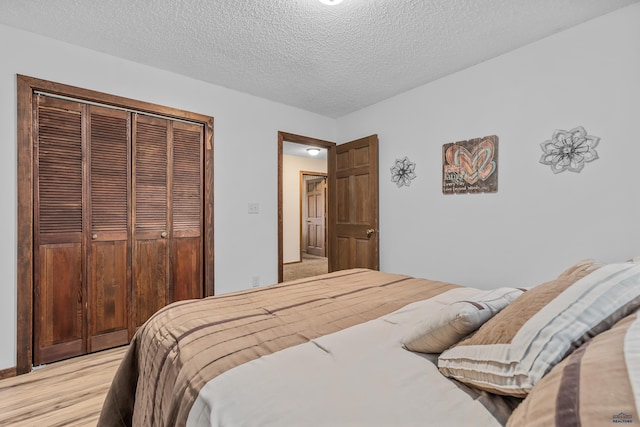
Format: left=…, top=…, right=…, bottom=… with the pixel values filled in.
left=97, top=269, right=459, bottom=426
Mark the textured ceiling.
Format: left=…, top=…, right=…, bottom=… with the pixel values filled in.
left=0, top=0, right=638, bottom=118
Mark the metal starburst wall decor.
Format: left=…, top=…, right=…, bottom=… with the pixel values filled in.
left=390, top=156, right=416, bottom=188
left=539, top=126, right=600, bottom=174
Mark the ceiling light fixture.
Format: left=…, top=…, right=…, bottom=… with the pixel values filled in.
left=319, top=0, right=343, bottom=5
left=307, top=148, right=321, bottom=156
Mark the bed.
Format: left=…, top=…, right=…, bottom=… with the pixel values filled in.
left=98, top=262, right=640, bottom=427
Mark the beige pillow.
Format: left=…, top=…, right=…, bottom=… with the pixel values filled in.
left=403, top=287, right=524, bottom=353
left=438, top=261, right=640, bottom=397
left=507, top=310, right=640, bottom=426
left=447, top=260, right=599, bottom=348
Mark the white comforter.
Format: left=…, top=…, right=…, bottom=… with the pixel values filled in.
left=187, top=287, right=515, bottom=427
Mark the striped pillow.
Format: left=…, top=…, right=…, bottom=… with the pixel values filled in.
left=506, top=310, right=640, bottom=426
left=438, top=262, right=640, bottom=397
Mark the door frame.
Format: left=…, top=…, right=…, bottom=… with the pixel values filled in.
left=16, top=75, right=214, bottom=374
left=278, top=132, right=335, bottom=282
left=300, top=172, right=328, bottom=260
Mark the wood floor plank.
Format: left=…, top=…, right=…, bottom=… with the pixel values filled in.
left=0, top=346, right=126, bottom=427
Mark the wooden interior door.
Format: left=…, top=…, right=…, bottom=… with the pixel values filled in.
left=19, top=76, right=214, bottom=372
left=34, top=103, right=204, bottom=355
left=86, top=105, right=130, bottom=351
left=132, top=115, right=204, bottom=328
left=305, top=177, right=326, bottom=257
left=171, top=121, right=203, bottom=302
left=329, top=135, right=379, bottom=271
left=33, top=95, right=85, bottom=365
left=132, top=114, right=170, bottom=329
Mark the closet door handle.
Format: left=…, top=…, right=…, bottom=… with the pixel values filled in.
left=91, top=234, right=98, bottom=240
left=160, top=231, right=168, bottom=238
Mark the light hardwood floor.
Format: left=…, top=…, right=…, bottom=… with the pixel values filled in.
left=0, top=346, right=127, bottom=427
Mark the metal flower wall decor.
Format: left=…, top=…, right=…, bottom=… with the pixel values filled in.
left=390, top=156, right=416, bottom=188
left=539, top=126, right=600, bottom=174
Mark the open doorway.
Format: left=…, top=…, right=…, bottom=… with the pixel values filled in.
left=278, top=132, right=335, bottom=282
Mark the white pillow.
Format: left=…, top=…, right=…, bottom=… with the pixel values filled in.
left=402, top=287, right=524, bottom=353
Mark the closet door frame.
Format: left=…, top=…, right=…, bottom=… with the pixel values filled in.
left=16, top=74, right=214, bottom=374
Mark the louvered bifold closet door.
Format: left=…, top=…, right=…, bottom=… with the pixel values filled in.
left=87, top=105, right=131, bottom=350
left=34, top=95, right=85, bottom=365
left=132, top=114, right=170, bottom=329
left=171, top=121, right=203, bottom=301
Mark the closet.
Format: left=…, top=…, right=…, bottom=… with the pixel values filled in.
left=33, top=94, right=204, bottom=365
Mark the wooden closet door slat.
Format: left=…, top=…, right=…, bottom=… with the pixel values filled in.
left=171, top=122, right=203, bottom=301
left=87, top=105, right=130, bottom=351
left=132, top=114, right=169, bottom=329
left=135, top=118, right=168, bottom=234
left=34, top=95, right=84, bottom=364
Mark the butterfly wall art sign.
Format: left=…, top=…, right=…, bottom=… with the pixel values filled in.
left=442, top=135, right=498, bottom=195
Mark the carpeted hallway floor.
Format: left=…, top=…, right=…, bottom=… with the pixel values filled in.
left=283, top=253, right=328, bottom=281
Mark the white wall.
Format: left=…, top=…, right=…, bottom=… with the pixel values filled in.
left=0, top=24, right=336, bottom=370
left=337, top=3, right=640, bottom=289
left=283, top=155, right=327, bottom=263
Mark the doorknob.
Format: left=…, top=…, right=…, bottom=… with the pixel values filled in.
left=91, top=233, right=98, bottom=240
left=366, top=228, right=377, bottom=238
left=160, top=231, right=168, bottom=238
